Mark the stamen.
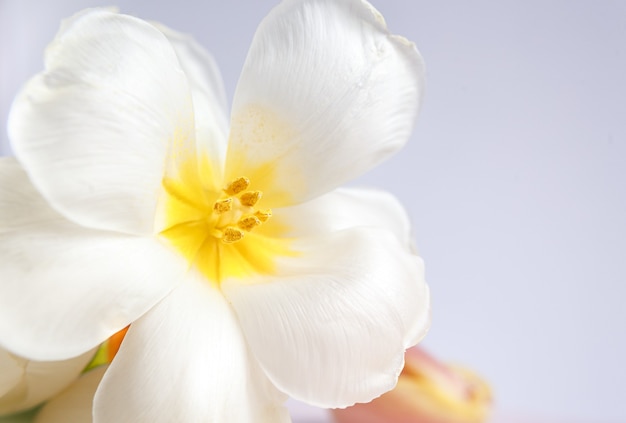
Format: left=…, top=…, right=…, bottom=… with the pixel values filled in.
left=222, top=227, right=245, bottom=243
left=254, top=209, right=272, bottom=222
left=238, top=216, right=262, bottom=232
left=224, top=177, right=250, bottom=196
left=213, top=198, right=233, bottom=213
left=240, top=191, right=262, bottom=207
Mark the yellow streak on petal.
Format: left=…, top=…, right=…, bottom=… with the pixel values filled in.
left=220, top=233, right=298, bottom=281
left=160, top=220, right=211, bottom=260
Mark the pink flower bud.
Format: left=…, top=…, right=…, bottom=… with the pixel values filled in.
left=331, top=347, right=492, bottom=423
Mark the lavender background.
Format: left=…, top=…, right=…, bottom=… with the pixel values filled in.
left=1, top=0, right=625, bottom=422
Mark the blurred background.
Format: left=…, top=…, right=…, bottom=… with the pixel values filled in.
left=1, top=0, right=625, bottom=422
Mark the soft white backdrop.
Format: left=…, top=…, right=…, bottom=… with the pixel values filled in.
left=1, top=1, right=625, bottom=422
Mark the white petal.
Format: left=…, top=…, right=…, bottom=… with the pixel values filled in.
left=93, top=273, right=290, bottom=423
left=270, top=187, right=413, bottom=248
left=8, top=9, right=194, bottom=235
left=0, top=348, right=95, bottom=415
left=222, top=228, right=431, bottom=408
left=226, top=0, right=424, bottom=205
left=0, top=350, right=22, bottom=398
left=0, top=159, right=187, bottom=360
left=35, top=366, right=107, bottom=423
left=154, top=22, right=230, bottom=181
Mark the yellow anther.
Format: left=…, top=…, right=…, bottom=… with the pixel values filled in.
left=224, top=177, right=250, bottom=196
left=238, top=216, right=262, bottom=232
left=222, top=227, right=245, bottom=243
left=240, top=191, right=262, bottom=207
left=213, top=198, right=233, bottom=214
left=254, top=209, right=272, bottom=223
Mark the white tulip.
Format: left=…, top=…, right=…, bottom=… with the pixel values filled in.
left=0, top=1, right=430, bottom=421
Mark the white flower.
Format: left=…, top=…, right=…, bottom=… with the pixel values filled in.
left=0, top=0, right=430, bottom=421
left=0, top=347, right=94, bottom=417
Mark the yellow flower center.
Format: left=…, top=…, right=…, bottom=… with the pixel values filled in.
left=207, top=176, right=272, bottom=243
left=158, top=157, right=293, bottom=285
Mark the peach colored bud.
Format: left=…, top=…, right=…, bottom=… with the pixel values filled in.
left=331, top=347, right=491, bottom=423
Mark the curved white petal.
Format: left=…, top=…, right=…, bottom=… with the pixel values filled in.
left=35, top=366, right=107, bottom=423
left=8, top=9, right=194, bottom=235
left=154, top=22, right=230, bottom=181
left=0, top=348, right=95, bottom=415
left=93, top=273, right=290, bottom=423
left=269, top=187, right=413, bottom=248
left=226, top=0, right=424, bottom=205
left=222, top=228, right=430, bottom=408
left=0, top=159, right=187, bottom=360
